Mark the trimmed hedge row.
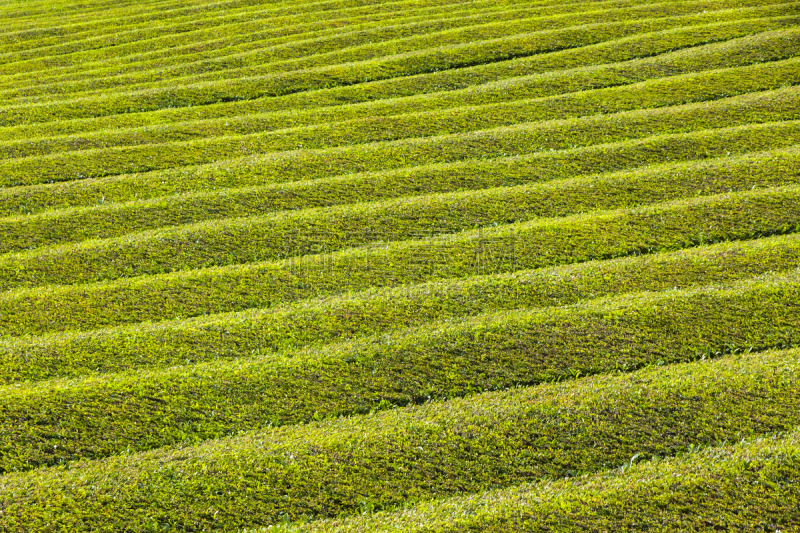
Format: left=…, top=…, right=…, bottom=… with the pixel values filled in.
left=0, top=0, right=251, bottom=54
left=3, top=77, right=799, bottom=189
left=2, top=182, right=800, bottom=335
left=4, top=120, right=798, bottom=248
left=1, top=2, right=792, bottom=126
left=5, top=55, right=800, bottom=187
left=0, top=0, right=537, bottom=81
left=1, top=346, right=798, bottom=530
left=83, top=5, right=800, bottom=96
left=0, top=0, right=640, bottom=92
left=3, top=118, right=797, bottom=218
left=3, top=1, right=799, bottom=531
left=2, top=269, right=800, bottom=473
left=0, top=0, right=151, bottom=27
left=2, top=12, right=788, bottom=142
left=2, top=147, right=799, bottom=286
left=0, top=0, right=660, bottom=100
left=0, top=0, right=476, bottom=64
left=4, top=27, right=797, bottom=162
left=2, top=231, right=799, bottom=384
left=280, top=432, right=800, bottom=532
left=0, top=0, right=327, bottom=42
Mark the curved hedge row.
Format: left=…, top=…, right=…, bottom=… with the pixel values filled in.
left=3, top=125, right=798, bottom=250
left=1, top=0, right=672, bottom=101
left=1, top=2, right=793, bottom=126
left=0, top=0, right=481, bottom=65
left=3, top=118, right=797, bottom=217
left=281, top=432, right=800, bottom=532
left=0, top=13, right=790, bottom=144
left=0, top=0, right=547, bottom=81
left=3, top=0, right=799, bottom=529
left=4, top=80, right=799, bottom=189
left=2, top=147, right=798, bottom=285
left=2, top=261, right=799, bottom=471
left=1, top=346, right=798, bottom=530
left=2, top=232, right=799, bottom=384
left=3, top=183, right=800, bottom=335
left=6, top=27, right=797, bottom=162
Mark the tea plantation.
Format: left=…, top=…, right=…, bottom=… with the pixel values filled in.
left=0, top=0, right=799, bottom=530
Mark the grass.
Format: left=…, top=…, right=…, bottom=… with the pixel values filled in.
left=1, top=0, right=798, bottom=529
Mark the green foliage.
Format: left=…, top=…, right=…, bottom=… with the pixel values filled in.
left=2, top=348, right=799, bottom=530
left=4, top=50, right=800, bottom=187
left=2, top=268, right=799, bottom=472
left=1, top=230, right=797, bottom=384
left=7, top=229, right=800, bottom=377
left=3, top=146, right=800, bottom=282
left=3, top=183, right=800, bottom=335
left=5, top=26, right=798, bottom=163
left=2, top=118, right=797, bottom=218
left=2, top=0, right=799, bottom=530
left=2, top=0, right=716, bottom=101
left=2, top=0, right=515, bottom=67
left=0, top=0, right=794, bottom=127
left=1, top=12, right=792, bottom=145
left=0, top=0, right=598, bottom=81
left=281, top=431, right=800, bottom=532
